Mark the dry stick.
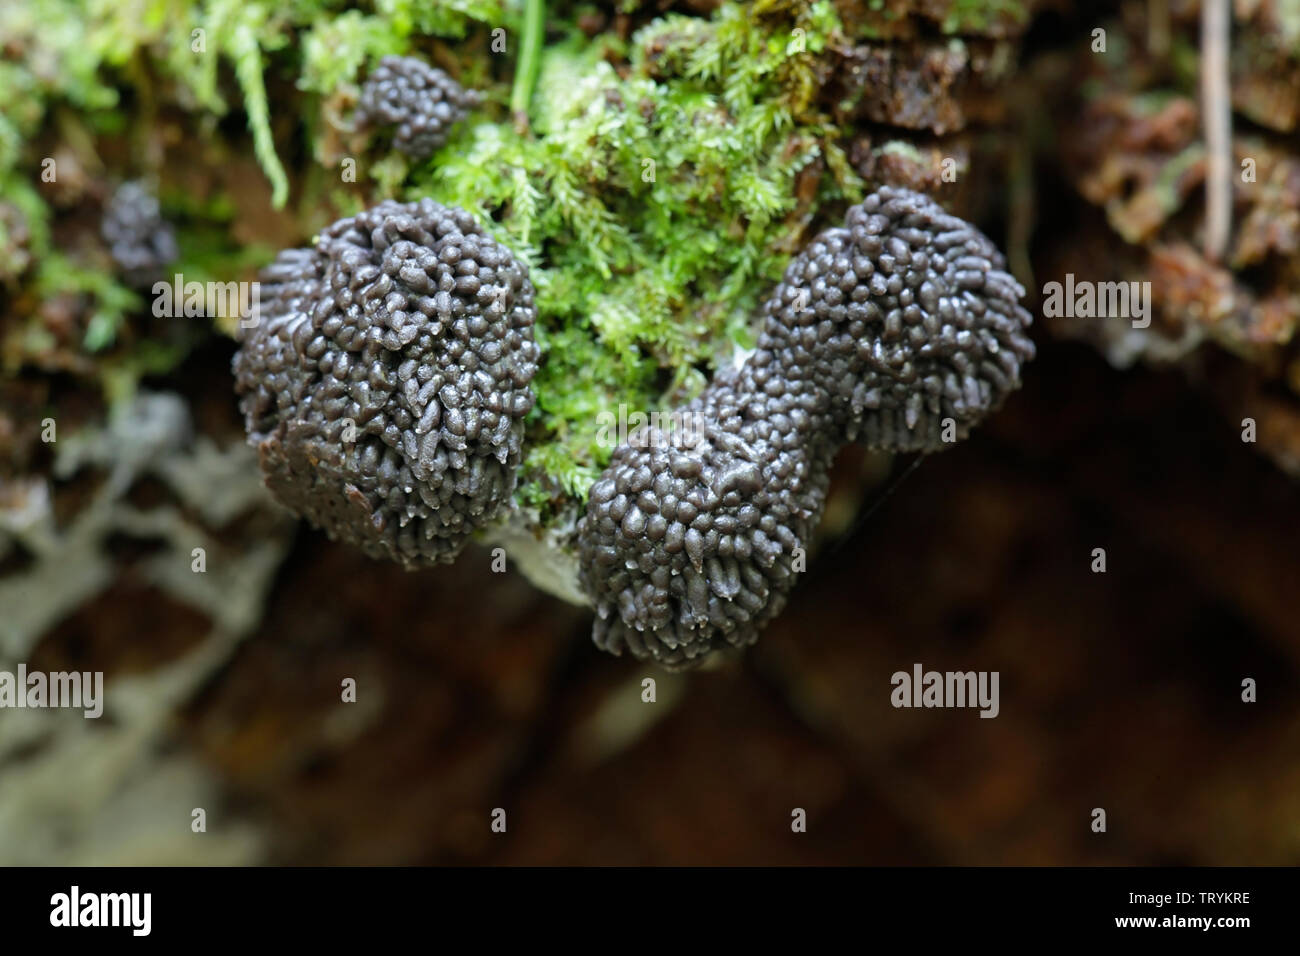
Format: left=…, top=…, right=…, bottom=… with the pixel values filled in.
left=1148, top=0, right=1170, bottom=58
left=1201, top=0, right=1232, bottom=263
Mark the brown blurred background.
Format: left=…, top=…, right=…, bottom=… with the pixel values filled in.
left=64, top=331, right=1293, bottom=865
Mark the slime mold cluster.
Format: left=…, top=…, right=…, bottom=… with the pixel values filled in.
left=577, top=186, right=1036, bottom=666
left=235, top=186, right=1033, bottom=666
left=232, top=198, right=540, bottom=568
left=357, top=56, right=483, bottom=162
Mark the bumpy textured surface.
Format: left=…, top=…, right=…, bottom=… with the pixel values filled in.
left=233, top=199, right=539, bottom=567
left=577, top=186, right=1036, bottom=667
left=357, top=55, right=481, bottom=161
left=101, top=181, right=178, bottom=287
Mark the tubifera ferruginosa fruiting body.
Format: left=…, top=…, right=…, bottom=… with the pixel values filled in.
left=233, top=199, right=539, bottom=568
left=576, top=186, right=1035, bottom=667
left=234, top=187, right=1034, bottom=667
left=101, top=181, right=178, bottom=288
left=356, top=56, right=482, bottom=162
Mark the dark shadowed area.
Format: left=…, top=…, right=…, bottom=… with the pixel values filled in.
left=137, top=334, right=1296, bottom=865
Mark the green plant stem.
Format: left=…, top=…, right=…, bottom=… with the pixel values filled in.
left=511, top=0, right=545, bottom=128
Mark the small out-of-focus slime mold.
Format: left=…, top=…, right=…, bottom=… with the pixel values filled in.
left=356, top=56, right=483, bottom=162
left=100, top=181, right=178, bottom=288
left=236, top=187, right=1034, bottom=667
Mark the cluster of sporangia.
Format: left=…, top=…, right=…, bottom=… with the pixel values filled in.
left=239, top=184, right=1034, bottom=665
left=233, top=198, right=540, bottom=567
left=577, top=187, right=1035, bottom=666
left=102, top=181, right=178, bottom=287
left=356, top=55, right=482, bottom=161
left=233, top=58, right=1034, bottom=667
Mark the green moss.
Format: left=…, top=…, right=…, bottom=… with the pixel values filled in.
left=0, top=0, right=510, bottom=398
left=938, top=0, right=1029, bottom=35
left=2, top=0, right=869, bottom=520
left=407, top=4, right=861, bottom=510
left=299, top=11, right=406, bottom=97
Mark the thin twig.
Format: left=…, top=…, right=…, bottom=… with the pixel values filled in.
left=825, top=453, right=926, bottom=558
left=1148, top=0, right=1170, bottom=59
left=1201, top=0, right=1232, bottom=263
